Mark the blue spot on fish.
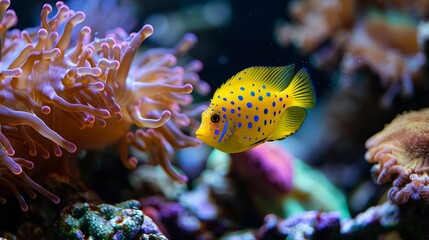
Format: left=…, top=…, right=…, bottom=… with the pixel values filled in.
left=246, top=102, right=252, bottom=108
left=258, top=96, right=263, bottom=101
left=266, top=92, right=271, bottom=97
left=257, top=127, right=261, bottom=132
left=238, top=95, right=243, bottom=101
left=217, top=120, right=229, bottom=143
left=250, top=91, right=255, bottom=96
left=248, top=122, right=252, bottom=129
left=222, top=107, right=227, bottom=112
left=214, top=130, right=219, bottom=135
left=231, top=109, right=235, bottom=113
left=264, top=108, right=268, bottom=114
left=223, top=97, right=227, bottom=101
left=254, top=115, right=259, bottom=122
left=279, top=97, right=283, bottom=101
left=272, top=102, right=276, bottom=107
left=240, top=87, right=245, bottom=91
left=231, top=101, right=235, bottom=105
left=262, top=85, right=266, bottom=89
left=238, top=122, right=242, bottom=128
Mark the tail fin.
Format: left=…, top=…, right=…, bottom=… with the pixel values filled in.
left=283, top=68, right=316, bottom=109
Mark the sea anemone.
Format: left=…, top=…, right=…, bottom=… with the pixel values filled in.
left=0, top=0, right=207, bottom=210
left=365, top=108, right=429, bottom=204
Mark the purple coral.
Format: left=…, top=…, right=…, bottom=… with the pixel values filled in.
left=230, top=143, right=294, bottom=194
left=255, top=212, right=341, bottom=240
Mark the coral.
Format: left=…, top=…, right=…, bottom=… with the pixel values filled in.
left=287, top=157, right=351, bottom=219
left=255, top=212, right=341, bottom=240
left=56, top=200, right=167, bottom=240
left=230, top=142, right=294, bottom=194
left=365, top=108, right=429, bottom=205
left=128, top=165, right=187, bottom=200
left=275, top=0, right=427, bottom=106
left=140, top=196, right=203, bottom=239
left=252, top=202, right=400, bottom=240
left=0, top=0, right=207, bottom=209
left=227, top=144, right=350, bottom=218
left=43, top=173, right=103, bottom=207
left=199, top=147, right=350, bottom=224
left=275, top=0, right=354, bottom=53
left=340, top=10, right=425, bottom=107
left=222, top=200, right=429, bottom=240
left=341, top=201, right=399, bottom=238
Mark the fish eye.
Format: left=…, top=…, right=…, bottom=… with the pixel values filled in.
left=210, top=113, right=220, bottom=123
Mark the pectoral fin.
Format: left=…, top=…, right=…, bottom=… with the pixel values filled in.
left=266, top=107, right=306, bottom=141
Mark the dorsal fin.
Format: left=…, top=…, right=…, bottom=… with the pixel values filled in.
left=266, top=106, right=306, bottom=141
left=225, top=65, right=296, bottom=91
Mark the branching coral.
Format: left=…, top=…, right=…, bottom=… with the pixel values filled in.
left=0, top=0, right=207, bottom=210
left=365, top=108, right=429, bottom=204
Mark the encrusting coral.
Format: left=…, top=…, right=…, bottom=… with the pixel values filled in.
left=0, top=0, right=208, bottom=210
left=365, top=108, right=429, bottom=204
left=56, top=200, right=167, bottom=240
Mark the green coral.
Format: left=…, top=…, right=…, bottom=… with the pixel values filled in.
left=284, top=159, right=351, bottom=219
left=56, top=200, right=166, bottom=240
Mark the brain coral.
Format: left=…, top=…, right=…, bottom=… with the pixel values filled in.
left=365, top=108, right=429, bottom=204
left=0, top=0, right=207, bottom=210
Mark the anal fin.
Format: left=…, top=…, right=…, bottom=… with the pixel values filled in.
left=266, top=107, right=306, bottom=141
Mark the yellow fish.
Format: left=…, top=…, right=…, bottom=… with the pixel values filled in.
left=196, top=64, right=316, bottom=153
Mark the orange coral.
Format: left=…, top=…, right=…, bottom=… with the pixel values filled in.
left=275, top=1, right=426, bottom=107
left=0, top=1, right=207, bottom=210
left=365, top=108, right=429, bottom=204
left=341, top=12, right=425, bottom=107
left=275, top=0, right=354, bottom=53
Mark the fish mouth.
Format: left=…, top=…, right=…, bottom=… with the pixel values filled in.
left=195, top=133, right=203, bottom=140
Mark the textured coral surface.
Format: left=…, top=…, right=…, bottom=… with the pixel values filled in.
left=365, top=108, right=429, bottom=204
